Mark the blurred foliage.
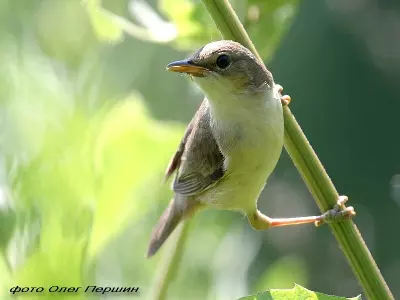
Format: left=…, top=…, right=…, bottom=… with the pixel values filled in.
left=244, top=0, right=298, bottom=59
left=0, top=26, right=183, bottom=298
left=159, top=0, right=221, bottom=48
left=84, top=0, right=124, bottom=42
left=254, top=255, right=308, bottom=292
left=85, top=0, right=298, bottom=59
left=239, top=284, right=361, bottom=300
left=159, top=0, right=299, bottom=58
left=0, top=0, right=400, bottom=299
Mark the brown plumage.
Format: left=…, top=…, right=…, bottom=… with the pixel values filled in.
left=147, top=101, right=224, bottom=257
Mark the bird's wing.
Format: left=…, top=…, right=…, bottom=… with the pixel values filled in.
left=164, top=100, right=225, bottom=196
left=164, top=114, right=195, bottom=181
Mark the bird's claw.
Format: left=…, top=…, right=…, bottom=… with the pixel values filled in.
left=281, top=95, right=291, bottom=106
left=315, top=196, right=356, bottom=227
left=276, top=84, right=291, bottom=106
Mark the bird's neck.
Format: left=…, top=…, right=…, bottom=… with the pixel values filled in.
left=205, top=87, right=280, bottom=123
left=204, top=86, right=283, bottom=155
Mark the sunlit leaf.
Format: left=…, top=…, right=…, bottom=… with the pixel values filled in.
left=84, top=0, right=124, bottom=42
left=159, top=0, right=221, bottom=49
left=239, top=284, right=362, bottom=300
left=159, top=0, right=298, bottom=59
left=254, top=255, right=308, bottom=292
left=85, top=0, right=299, bottom=58
left=0, top=42, right=185, bottom=290
left=87, top=96, right=183, bottom=258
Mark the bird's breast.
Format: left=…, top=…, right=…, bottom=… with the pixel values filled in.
left=210, top=96, right=284, bottom=166
left=220, top=116, right=283, bottom=177
left=203, top=98, right=284, bottom=211
left=200, top=122, right=283, bottom=212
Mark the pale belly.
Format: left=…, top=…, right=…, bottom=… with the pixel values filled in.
left=197, top=132, right=283, bottom=213
left=195, top=83, right=285, bottom=213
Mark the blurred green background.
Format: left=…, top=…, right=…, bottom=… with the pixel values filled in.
left=1, top=0, right=399, bottom=299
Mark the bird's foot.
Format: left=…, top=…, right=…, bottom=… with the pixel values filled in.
left=281, top=95, right=291, bottom=106
left=315, top=195, right=356, bottom=227
left=276, top=84, right=291, bottom=106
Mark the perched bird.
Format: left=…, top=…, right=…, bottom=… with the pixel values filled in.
left=147, top=40, right=354, bottom=257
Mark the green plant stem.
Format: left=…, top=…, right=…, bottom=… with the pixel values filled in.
left=2, top=250, right=12, bottom=274
left=152, top=221, right=190, bottom=300
left=201, top=0, right=394, bottom=299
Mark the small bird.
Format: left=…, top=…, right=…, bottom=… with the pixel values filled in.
left=147, top=40, right=354, bottom=257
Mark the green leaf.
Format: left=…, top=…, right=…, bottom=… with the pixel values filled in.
left=254, top=255, right=308, bottom=292
left=238, top=284, right=362, bottom=300
left=160, top=0, right=299, bottom=58
left=84, top=0, right=124, bottom=42
left=159, top=0, right=221, bottom=49
left=87, top=95, right=183, bottom=258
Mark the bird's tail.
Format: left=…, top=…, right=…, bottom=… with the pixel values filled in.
left=147, top=195, right=199, bottom=258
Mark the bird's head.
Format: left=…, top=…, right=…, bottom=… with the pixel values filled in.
left=166, top=40, right=274, bottom=97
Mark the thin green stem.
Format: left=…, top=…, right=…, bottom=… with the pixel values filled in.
left=151, top=221, right=190, bottom=300
left=2, top=249, right=12, bottom=274
left=201, top=0, right=394, bottom=299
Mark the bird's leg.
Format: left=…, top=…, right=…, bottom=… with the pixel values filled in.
left=248, top=196, right=356, bottom=230
left=276, top=84, right=291, bottom=106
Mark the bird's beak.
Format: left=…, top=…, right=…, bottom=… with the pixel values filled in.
left=166, top=59, right=208, bottom=77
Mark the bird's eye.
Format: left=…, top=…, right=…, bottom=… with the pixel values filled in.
left=216, top=54, right=231, bottom=69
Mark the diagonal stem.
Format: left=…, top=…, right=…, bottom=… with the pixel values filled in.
left=201, top=0, right=394, bottom=299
